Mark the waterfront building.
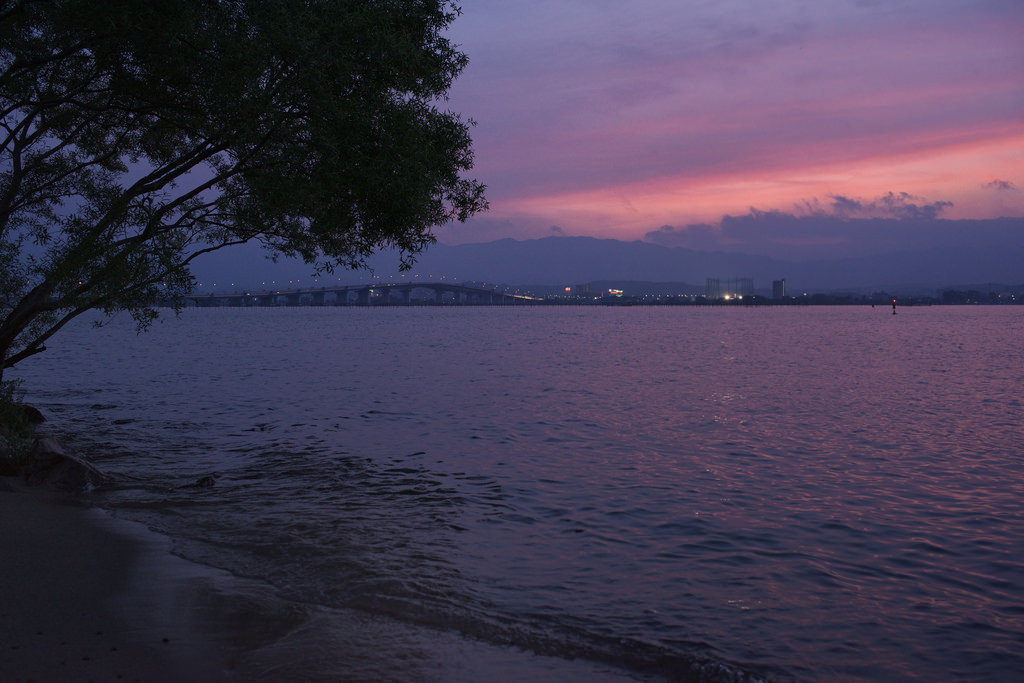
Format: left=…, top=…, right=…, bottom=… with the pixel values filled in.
left=707, top=277, right=754, bottom=300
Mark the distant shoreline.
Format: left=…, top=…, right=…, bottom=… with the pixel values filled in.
left=169, top=293, right=1021, bottom=307
left=174, top=280, right=1021, bottom=308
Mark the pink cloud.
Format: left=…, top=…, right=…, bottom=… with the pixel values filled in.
left=444, top=1, right=1024, bottom=243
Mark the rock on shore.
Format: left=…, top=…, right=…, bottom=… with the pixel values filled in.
left=22, top=436, right=112, bottom=491
left=0, top=405, right=111, bottom=492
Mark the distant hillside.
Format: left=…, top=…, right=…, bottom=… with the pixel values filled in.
left=368, top=237, right=1024, bottom=293
left=192, top=235, right=1024, bottom=294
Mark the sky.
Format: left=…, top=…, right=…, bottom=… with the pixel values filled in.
left=434, top=0, right=1024, bottom=250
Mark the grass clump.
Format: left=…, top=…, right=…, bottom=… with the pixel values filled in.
left=0, top=380, right=36, bottom=469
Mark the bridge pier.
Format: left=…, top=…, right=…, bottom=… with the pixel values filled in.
left=193, top=295, right=220, bottom=308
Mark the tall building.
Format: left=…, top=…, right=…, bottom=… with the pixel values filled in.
left=772, top=279, right=786, bottom=299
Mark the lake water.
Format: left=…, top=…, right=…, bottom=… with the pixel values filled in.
left=11, top=306, right=1024, bottom=681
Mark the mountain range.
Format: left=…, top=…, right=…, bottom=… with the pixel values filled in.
left=392, top=237, right=1023, bottom=293
left=192, top=233, right=1024, bottom=295
left=192, top=233, right=1024, bottom=294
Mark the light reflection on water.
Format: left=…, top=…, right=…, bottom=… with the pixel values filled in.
left=12, top=306, right=1024, bottom=681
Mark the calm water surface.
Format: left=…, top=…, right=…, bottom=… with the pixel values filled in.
left=12, top=306, right=1024, bottom=681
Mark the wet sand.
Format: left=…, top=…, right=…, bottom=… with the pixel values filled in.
left=0, top=479, right=244, bottom=682
left=1, top=479, right=646, bottom=682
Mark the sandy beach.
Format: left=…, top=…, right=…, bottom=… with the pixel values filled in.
left=0, top=478, right=248, bottom=682
left=1, top=477, right=648, bottom=683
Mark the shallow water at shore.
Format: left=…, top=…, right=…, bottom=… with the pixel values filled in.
left=11, top=306, right=1024, bottom=681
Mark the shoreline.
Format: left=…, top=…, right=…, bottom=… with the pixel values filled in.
left=1, top=478, right=651, bottom=683
left=0, top=478, right=245, bottom=682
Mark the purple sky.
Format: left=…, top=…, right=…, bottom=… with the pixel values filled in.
left=435, top=0, right=1024, bottom=250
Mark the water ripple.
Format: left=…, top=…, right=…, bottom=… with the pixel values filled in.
left=11, top=306, right=1024, bottom=682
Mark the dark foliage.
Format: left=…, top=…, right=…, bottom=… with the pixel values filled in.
left=0, top=0, right=486, bottom=378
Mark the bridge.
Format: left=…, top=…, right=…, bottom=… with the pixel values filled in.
left=188, top=281, right=543, bottom=307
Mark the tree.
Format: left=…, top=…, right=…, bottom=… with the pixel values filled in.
left=0, top=0, right=486, bottom=383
